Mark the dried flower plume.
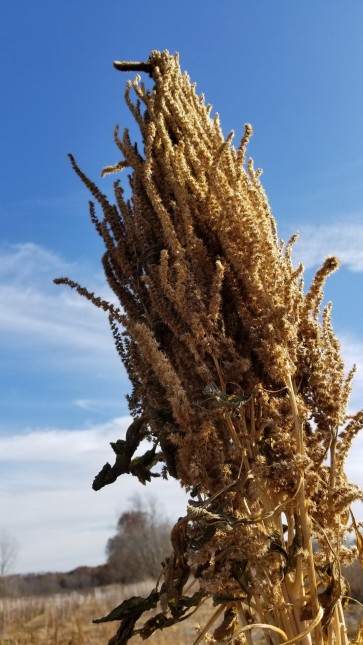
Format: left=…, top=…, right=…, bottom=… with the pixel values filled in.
left=56, top=50, right=363, bottom=645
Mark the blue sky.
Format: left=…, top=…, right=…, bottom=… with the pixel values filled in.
left=1, top=1, right=363, bottom=574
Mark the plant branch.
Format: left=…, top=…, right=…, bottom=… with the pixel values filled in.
left=113, top=60, right=153, bottom=75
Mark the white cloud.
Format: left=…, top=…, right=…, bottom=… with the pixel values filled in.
left=0, top=242, right=124, bottom=373
left=0, top=418, right=124, bottom=463
left=0, top=417, right=188, bottom=574
left=0, top=284, right=111, bottom=350
left=291, top=219, right=363, bottom=271
left=340, top=333, right=363, bottom=400
left=0, top=242, right=69, bottom=282
left=74, top=399, right=100, bottom=411
left=73, top=398, right=123, bottom=412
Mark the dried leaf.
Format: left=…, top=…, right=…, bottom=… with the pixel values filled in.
left=351, top=620, right=363, bottom=645
left=284, top=514, right=303, bottom=575
left=170, top=516, right=189, bottom=560
left=139, top=591, right=204, bottom=639
left=92, top=416, right=148, bottom=490
left=269, top=531, right=288, bottom=561
left=190, top=524, right=217, bottom=549
left=213, top=593, right=247, bottom=606
left=318, top=561, right=341, bottom=628
left=138, top=613, right=175, bottom=639
left=187, top=504, right=233, bottom=526
left=231, top=560, right=250, bottom=598
left=129, top=445, right=163, bottom=484
left=213, top=606, right=238, bottom=641
left=169, top=590, right=205, bottom=618
left=93, top=589, right=159, bottom=624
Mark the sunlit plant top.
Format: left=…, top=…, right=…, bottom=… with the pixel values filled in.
left=56, top=50, right=363, bottom=645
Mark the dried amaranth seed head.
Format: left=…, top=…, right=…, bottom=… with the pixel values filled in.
left=56, top=50, right=363, bottom=644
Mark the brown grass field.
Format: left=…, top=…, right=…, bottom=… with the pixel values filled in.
left=0, top=581, right=209, bottom=645
left=1, top=582, right=363, bottom=645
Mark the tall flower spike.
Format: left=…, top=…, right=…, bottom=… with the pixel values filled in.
left=56, top=51, right=362, bottom=645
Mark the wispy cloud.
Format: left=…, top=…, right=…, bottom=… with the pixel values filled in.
left=0, top=417, right=188, bottom=574
left=0, top=241, right=128, bottom=429
left=0, top=242, right=122, bottom=368
left=292, top=218, right=363, bottom=271
left=0, top=418, right=125, bottom=464
left=0, top=242, right=71, bottom=282
left=340, top=333, right=363, bottom=410
left=74, top=398, right=101, bottom=411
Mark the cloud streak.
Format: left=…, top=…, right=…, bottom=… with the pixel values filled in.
left=292, top=218, right=363, bottom=271
left=0, top=242, right=123, bottom=371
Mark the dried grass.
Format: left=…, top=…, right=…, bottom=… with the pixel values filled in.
left=0, top=583, right=212, bottom=645
left=1, top=585, right=363, bottom=645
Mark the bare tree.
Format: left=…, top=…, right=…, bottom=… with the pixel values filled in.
left=0, top=529, right=19, bottom=577
left=106, top=497, right=171, bottom=583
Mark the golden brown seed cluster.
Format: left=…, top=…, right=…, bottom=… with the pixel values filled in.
left=56, top=50, right=363, bottom=645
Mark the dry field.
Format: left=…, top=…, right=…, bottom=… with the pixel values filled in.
left=1, top=582, right=363, bottom=645
left=0, top=581, right=211, bottom=645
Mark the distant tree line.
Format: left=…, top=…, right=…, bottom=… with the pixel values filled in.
left=2, top=501, right=363, bottom=604
left=1, top=498, right=171, bottom=597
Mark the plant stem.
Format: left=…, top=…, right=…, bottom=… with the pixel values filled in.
left=113, top=60, right=153, bottom=75
left=285, top=373, right=324, bottom=645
